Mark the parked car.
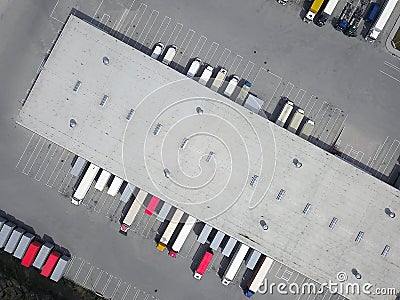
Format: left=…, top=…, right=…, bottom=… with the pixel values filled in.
left=162, top=45, right=177, bottom=65
left=151, top=42, right=164, bottom=60
left=187, top=57, right=202, bottom=78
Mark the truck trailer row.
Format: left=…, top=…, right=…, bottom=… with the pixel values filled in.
left=0, top=216, right=70, bottom=282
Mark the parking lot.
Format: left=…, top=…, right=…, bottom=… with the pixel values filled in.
left=11, top=131, right=350, bottom=300
left=1, top=0, right=399, bottom=299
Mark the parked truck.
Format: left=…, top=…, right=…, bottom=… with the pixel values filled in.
left=235, top=81, right=252, bottom=105
left=33, top=242, right=54, bottom=269
left=299, top=120, right=315, bottom=140
left=211, top=67, right=227, bottom=92
left=366, top=0, right=399, bottom=42
left=50, top=255, right=70, bottom=282
left=120, top=190, right=148, bottom=235
left=245, top=256, right=274, bottom=297
left=276, top=99, right=294, bottom=127
left=287, top=108, right=304, bottom=134
left=4, top=227, right=25, bottom=254
left=194, top=250, right=213, bottom=279
left=316, top=0, right=341, bottom=26
left=169, top=215, right=197, bottom=257
left=304, top=0, right=325, bottom=23
left=345, top=0, right=369, bottom=37
left=157, top=209, right=184, bottom=251
left=13, top=232, right=35, bottom=259
left=0, top=221, right=16, bottom=248
left=222, top=243, right=249, bottom=285
left=335, top=2, right=353, bottom=31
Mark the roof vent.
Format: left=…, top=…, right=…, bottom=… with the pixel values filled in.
left=328, top=217, right=338, bottom=230
left=381, top=245, right=390, bottom=257
left=153, top=123, right=162, bottom=135
left=276, top=189, right=286, bottom=201
left=103, top=56, right=110, bottom=65
left=126, top=109, right=135, bottom=120
left=100, top=95, right=108, bottom=107
left=196, top=107, right=204, bottom=115
left=180, top=138, right=189, bottom=149
left=303, top=203, right=311, bottom=215
left=355, top=231, right=364, bottom=244
left=206, top=151, right=214, bottom=162
left=73, top=80, right=81, bottom=92
left=69, top=119, right=77, bottom=128
left=385, top=208, right=395, bottom=218
left=250, top=175, right=259, bottom=187
left=293, top=158, right=302, bottom=168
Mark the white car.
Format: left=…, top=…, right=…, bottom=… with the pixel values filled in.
left=223, top=75, right=240, bottom=97
left=187, top=57, right=202, bottom=78
left=199, top=65, right=214, bottom=85
left=162, top=45, right=177, bottom=65
left=151, top=42, right=164, bottom=60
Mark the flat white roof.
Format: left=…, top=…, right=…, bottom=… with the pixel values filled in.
left=17, top=15, right=400, bottom=299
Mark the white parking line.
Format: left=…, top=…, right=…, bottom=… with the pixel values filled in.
left=46, top=151, right=70, bottom=188
left=49, top=0, right=63, bottom=23
left=241, top=60, right=255, bottom=80
left=303, top=94, right=317, bottom=113
left=64, top=255, right=76, bottom=276
left=104, top=195, right=118, bottom=216
left=378, top=139, right=400, bottom=179
left=128, top=3, right=148, bottom=41
left=190, top=35, right=207, bottom=60
left=141, top=215, right=153, bottom=236
left=136, top=10, right=159, bottom=50
left=49, top=0, right=59, bottom=19
left=21, top=136, right=41, bottom=175
left=367, top=136, right=388, bottom=171
left=34, top=143, right=53, bottom=181
left=216, top=48, right=232, bottom=69
left=311, top=101, right=327, bottom=124
left=384, top=60, right=400, bottom=73
left=121, top=283, right=131, bottom=300
left=318, top=107, right=340, bottom=144
left=264, top=70, right=283, bottom=110
left=144, top=218, right=158, bottom=238
left=326, top=114, right=347, bottom=147
left=16, top=132, right=34, bottom=168
left=122, top=3, right=146, bottom=43
left=229, top=55, right=243, bottom=75
left=177, top=237, right=197, bottom=259
left=281, top=82, right=294, bottom=98
left=99, top=14, right=111, bottom=30
left=175, top=29, right=195, bottom=68
left=153, top=16, right=171, bottom=44
left=93, top=270, right=105, bottom=290
left=58, top=170, right=73, bottom=194
left=132, top=287, right=140, bottom=300
left=95, top=191, right=112, bottom=213
left=293, top=89, right=306, bottom=105
left=170, top=23, right=184, bottom=46
left=91, top=0, right=105, bottom=23
left=111, top=279, right=122, bottom=299
left=37, top=144, right=59, bottom=182
left=204, top=42, right=219, bottom=63
left=73, top=258, right=85, bottom=281
left=379, top=70, right=400, bottom=84
left=114, top=8, right=130, bottom=33
left=83, top=265, right=95, bottom=286
left=101, top=274, right=113, bottom=295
